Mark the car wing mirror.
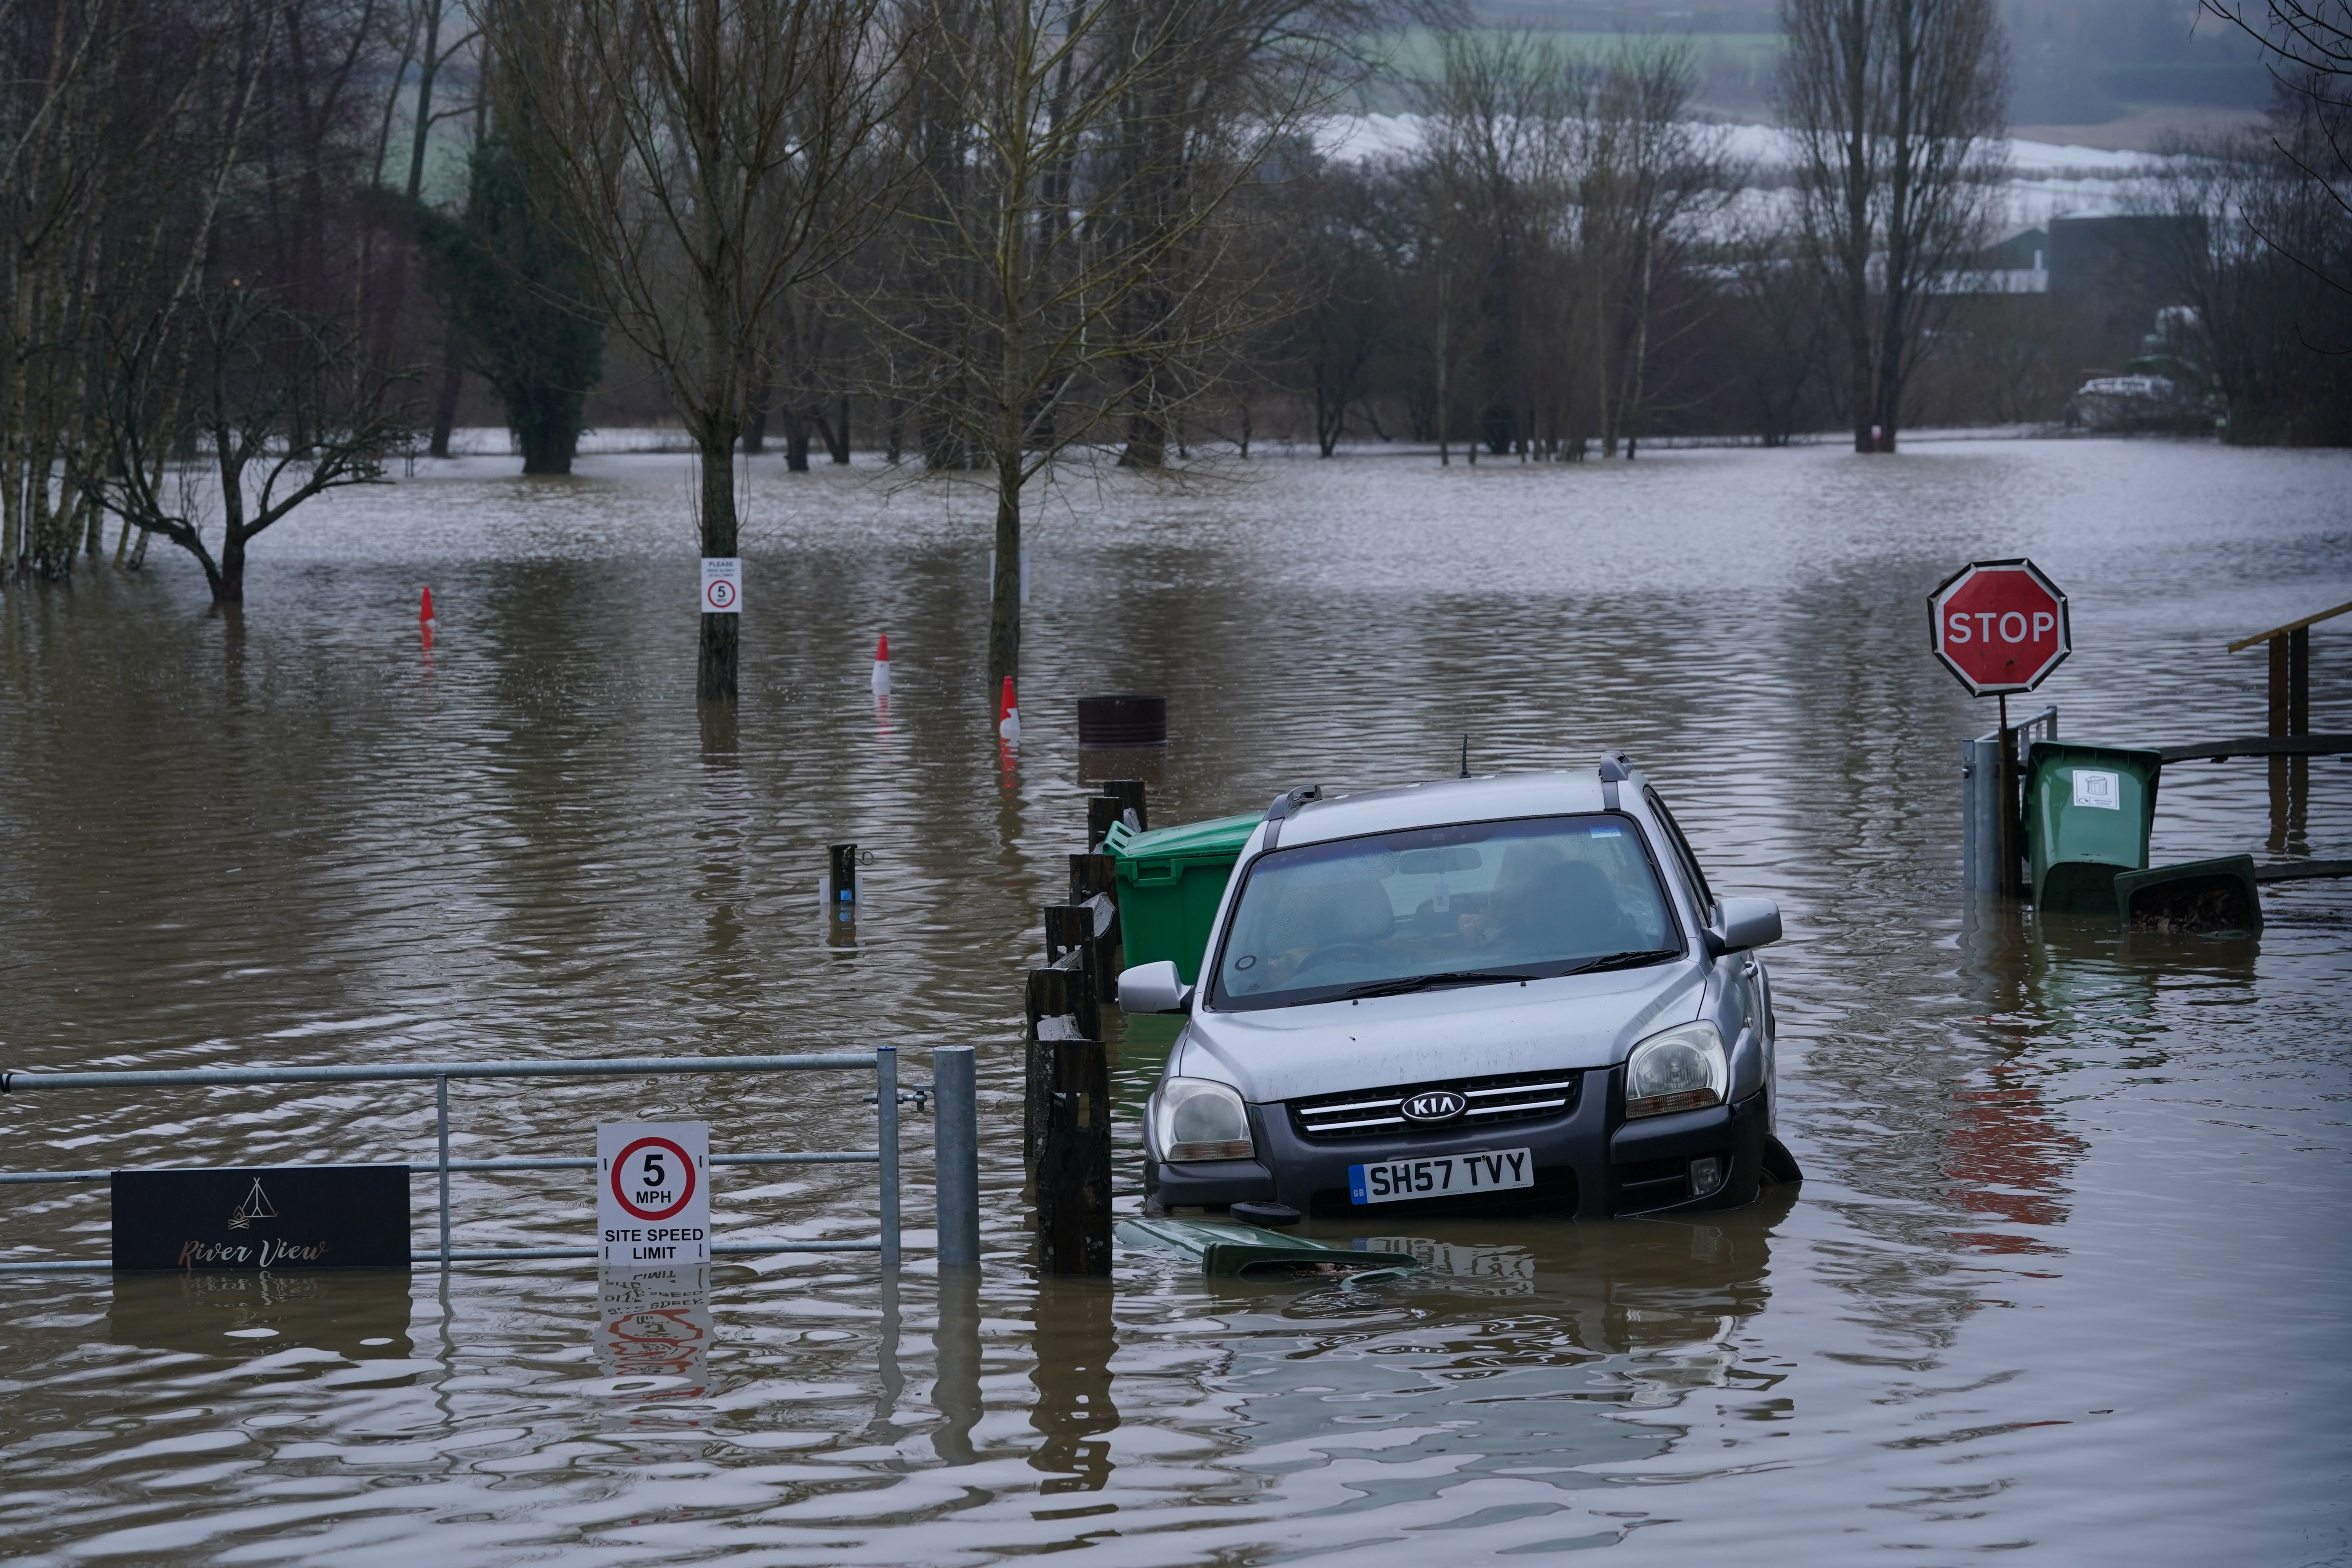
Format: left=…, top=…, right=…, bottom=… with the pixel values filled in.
left=1117, top=960, right=1193, bottom=1014
left=1708, top=896, right=1783, bottom=955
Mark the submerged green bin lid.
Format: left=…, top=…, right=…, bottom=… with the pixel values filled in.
left=1103, top=811, right=1261, bottom=866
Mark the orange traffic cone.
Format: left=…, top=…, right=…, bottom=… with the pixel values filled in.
left=872, top=633, right=891, bottom=695
left=997, top=675, right=1020, bottom=744
left=420, top=585, right=436, bottom=624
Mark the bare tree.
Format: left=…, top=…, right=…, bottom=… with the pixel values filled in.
left=876, top=0, right=1346, bottom=695
left=1779, top=0, right=2008, bottom=452
left=1, top=0, right=277, bottom=581
left=2198, top=0, right=2350, bottom=304
left=87, top=285, right=412, bottom=601
left=482, top=0, right=902, bottom=699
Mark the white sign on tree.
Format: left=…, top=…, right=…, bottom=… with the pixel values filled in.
left=597, top=1121, right=710, bottom=1265
left=700, top=558, right=741, bottom=614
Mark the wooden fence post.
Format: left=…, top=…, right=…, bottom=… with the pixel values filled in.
left=1086, top=795, right=1125, bottom=850
left=1069, top=853, right=1123, bottom=995
left=1100, top=779, right=1149, bottom=833
left=1044, top=905, right=1102, bottom=1040
left=1036, top=1034, right=1112, bottom=1276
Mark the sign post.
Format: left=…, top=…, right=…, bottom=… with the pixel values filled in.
left=597, top=1122, right=710, bottom=1266
left=1929, top=559, right=2071, bottom=897
left=700, top=558, right=741, bottom=615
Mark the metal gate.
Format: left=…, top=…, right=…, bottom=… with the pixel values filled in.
left=0, top=1047, right=982, bottom=1273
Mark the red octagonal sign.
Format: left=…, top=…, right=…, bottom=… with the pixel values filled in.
left=1928, top=558, right=2071, bottom=695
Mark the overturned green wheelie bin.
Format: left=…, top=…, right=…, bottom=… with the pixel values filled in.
left=2024, top=740, right=2162, bottom=914
left=1114, top=1217, right=1421, bottom=1284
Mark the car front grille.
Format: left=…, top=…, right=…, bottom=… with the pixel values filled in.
left=1289, top=1068, right=1583, bottom=1140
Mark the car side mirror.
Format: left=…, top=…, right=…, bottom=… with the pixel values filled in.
left=1708, top=896, right=1783, bottom=954
left=1117, top=960, right=1193, bottom=1014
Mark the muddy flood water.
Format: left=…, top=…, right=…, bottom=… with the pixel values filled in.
left=2, top=437, right=2348, bottom=1566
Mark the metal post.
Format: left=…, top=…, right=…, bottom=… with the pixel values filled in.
left=436, top=1074, right=451, bottom=1271
left=1962, top=736, right=2000, bottom=893
left=934, top=1046, right=979, bottom=1268
left=1996, top=693, right=2019, bottom=898
left=876, top=1045, right=900, bottom=1269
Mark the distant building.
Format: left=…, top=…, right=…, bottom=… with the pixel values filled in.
left=1969, top=227, right=2051, bottom=294
left=2048, top=214, right=2206, bottom=300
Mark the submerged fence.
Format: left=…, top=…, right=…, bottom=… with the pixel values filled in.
left=0, top=1047, right=983, bottom=1274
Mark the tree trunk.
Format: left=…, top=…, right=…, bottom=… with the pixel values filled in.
left=1118, top=405, right=1165, bottom=468
left=821, top=398, right=850, bottom=464
left=430, top=341, right=463, bottom=457
left=217, top=525, right=247, bottom=603
left=742, top=380, right=769, bottom=453
left=519, top=424, right=573, bottom=475
left=780, top=406, right=812, bottom=472
left=698, top=432, right=738, bottom=701
left=987, top=451, right=1022, bottom=698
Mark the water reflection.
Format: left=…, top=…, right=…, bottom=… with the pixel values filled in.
left=935, top=1265, right=984, bottom=1465
left=107, top=1269, right=414, bottom=1360
left=1028, top=1276, right=1120, bottom=1491
left=595, top=1263, right=713, bottom=1397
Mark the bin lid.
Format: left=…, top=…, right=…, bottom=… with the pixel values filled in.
left=2025, top=739, right=2163, bottom=780
left=1105, top=811, right=1261, bottom=864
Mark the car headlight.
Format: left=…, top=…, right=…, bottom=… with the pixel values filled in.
left=1150, top=1078, right=1255, bottom=1162
left=1624, top=1022, right=1727, bottom=1119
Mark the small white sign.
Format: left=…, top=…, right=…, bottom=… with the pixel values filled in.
left=700, top=558, right=741, bottom=614
left=2072, top=769, right=2122, bottom=810
left=598, top=1122, right=710, bottom=1265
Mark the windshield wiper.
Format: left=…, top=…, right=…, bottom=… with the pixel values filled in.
left=1560, top=949, right=1682, bottom=975
left=1333, top=969, right=1539, bottom=1000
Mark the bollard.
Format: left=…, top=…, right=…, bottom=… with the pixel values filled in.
left=933, top=1046, right=980, bottom=1269
left=1100, top=779, right=1149, bottom=833
left=1086, top=795, right=1125, bottom=851
left=1076, top=694, right=1167, bottom=747
left=829, top=843, right=858, bottom=906
left=1036, top=1035, right=1112, bottom=1276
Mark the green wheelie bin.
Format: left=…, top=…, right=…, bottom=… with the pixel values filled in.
left=2023, top=740, right=2162, bottom=914
left=1103, top=811, right=1261, bottom=982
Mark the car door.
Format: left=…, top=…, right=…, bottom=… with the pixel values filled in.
left=1644, top=786, right=1774, bottom=1117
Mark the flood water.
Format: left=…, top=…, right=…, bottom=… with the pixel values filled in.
left=2, top=437, right=2348, bottom=1565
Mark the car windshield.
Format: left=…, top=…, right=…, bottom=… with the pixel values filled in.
left=1209, top=814, right=1682, bottom=1011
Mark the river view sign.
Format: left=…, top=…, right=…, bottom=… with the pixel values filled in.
left=111, top=1165, right=410, bottom=1271
left=1929, top=558, right=2071, bottom=695
left=598, top=1122, right=710, bottom=1265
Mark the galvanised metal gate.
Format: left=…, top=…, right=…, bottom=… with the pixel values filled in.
left=0, top=1046, right=982, bottom=1273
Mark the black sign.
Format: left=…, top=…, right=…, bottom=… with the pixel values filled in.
left=111, top=1165, right=410, bottom=1272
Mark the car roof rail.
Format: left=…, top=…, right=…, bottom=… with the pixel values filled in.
left=1265, top=784, right=1321, bottom=821
left=1597, top=750, right=1636, bottom=783
left=1261, top=784, right=1322, bottom=851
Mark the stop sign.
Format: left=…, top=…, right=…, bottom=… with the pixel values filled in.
left=1928, top=559, right=2071, bottom=695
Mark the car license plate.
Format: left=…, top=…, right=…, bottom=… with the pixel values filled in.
left=1347, top=1147, right=1534, bottom=1205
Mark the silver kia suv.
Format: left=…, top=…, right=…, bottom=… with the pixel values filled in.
left=1118, top=754, right=1798, bottom=1220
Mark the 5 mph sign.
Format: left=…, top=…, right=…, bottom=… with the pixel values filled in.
left=700, top=557, right=741, bottom=615
left=598, top=1122, right=710, bottom=1265
left=1928, top=558, right=2071, bottom=695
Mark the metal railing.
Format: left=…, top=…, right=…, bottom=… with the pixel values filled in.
left=0, top=1047, right=983, bottom=1274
